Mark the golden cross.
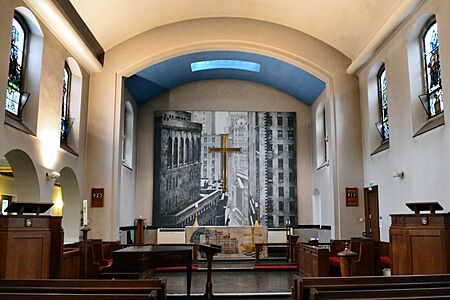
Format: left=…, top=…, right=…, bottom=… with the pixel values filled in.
left=243, top=227, right=263, bottom=252
left=208, top=134, right=241, bottom=192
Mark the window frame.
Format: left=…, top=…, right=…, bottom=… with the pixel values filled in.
left=421, top=17, right=443, bottom=119
left=60, top=62, right=72, bottom=143
left=6, top=13, right=29, bottom=119
left=376, top=64, right=389, bottom=141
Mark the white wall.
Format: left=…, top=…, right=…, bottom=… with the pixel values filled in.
left=358, top=0, right=450, bottom=241
left=86, top=17, right=362, bottom=240
left=0, top=1, right=89, bottom=241
left=118, top=87, right=137, bottom=226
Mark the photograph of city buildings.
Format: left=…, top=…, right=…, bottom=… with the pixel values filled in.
left=153, top=111, right=297, bottom=228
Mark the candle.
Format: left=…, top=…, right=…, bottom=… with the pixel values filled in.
left=83, top=199, right=88, bottom=226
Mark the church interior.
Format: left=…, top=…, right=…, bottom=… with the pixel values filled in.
left=1, top=0, right=450, bottom=299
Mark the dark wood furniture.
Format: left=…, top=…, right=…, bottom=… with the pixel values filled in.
left=105, top=245, right=192, bottom=297
left=287, top=234, right=299, bottom=263
left=60, top=247, right=81, bottom=279
left=0, top=279, right=167, bottom=300
left=292, top=274, right=450, bottom=300
left=198, top=244, right=222, bottom=300
left=390, top=202, right=450, bottom=275
left=0, top=213, right=62, bottom=279
left=348, top=237, right=376, bottom=276
left=297, top=243, right=330, bottom=277
left=255, top=242, right=298, bottom=264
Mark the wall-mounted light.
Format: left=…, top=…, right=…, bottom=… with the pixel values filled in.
left=46, top=170, right=60, bottom=180
left=392, top=170, right=405, bottom=179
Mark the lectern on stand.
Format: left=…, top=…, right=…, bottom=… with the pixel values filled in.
left=390, top=202, right=450, bottom=275
left=0, top=202, right=63, bottom=279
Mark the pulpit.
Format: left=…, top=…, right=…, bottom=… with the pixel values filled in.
left=390, top=202, right=450, bottom=274
left=0, top=202, right=62, bottom=279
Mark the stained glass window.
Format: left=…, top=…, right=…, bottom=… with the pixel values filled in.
left=61, top=63, right=72, bottom=141
left=377, top=64, right=389, bottom=140
left=6, top=16, right=27, bottom=116
left=422, top=19, right=443, bottom=117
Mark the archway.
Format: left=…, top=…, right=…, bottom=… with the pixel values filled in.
left=2, top=149, right=40, bottom=203
left=56, top=167, right=81, bottom=243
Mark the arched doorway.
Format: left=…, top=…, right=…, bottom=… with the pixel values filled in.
left=55, top=167, right=81, bottom=243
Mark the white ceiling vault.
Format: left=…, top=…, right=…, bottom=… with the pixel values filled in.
left=69, top=0, right=407, bottom=60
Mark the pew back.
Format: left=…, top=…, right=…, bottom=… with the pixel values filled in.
left=0, top=279, right=167, bottom=300
left=293, top=274, right=450, bottom=300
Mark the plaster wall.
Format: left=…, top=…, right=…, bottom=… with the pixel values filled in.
left=359, top=0, right=450, bottom=241
left=86, top=17, right=362, bottom=240
left=0, top=1, right=89, bottom=238
left=118, top=87, right=137, bottom=226
left=310, top=91, right=335, bottom=231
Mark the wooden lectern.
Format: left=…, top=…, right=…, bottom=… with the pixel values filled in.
left=390, top=202, right=450, bottom=274
left=0, top=202, right=63, bottom=279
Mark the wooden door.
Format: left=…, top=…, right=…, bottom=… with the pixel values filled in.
left=364, top=186, right=380, bottom=242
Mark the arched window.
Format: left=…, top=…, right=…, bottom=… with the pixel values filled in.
left=61, top=62, right=72, bottom=143
left=196, top=137, right=201, bottom=162
left=122, top=101, right=134, bottom=167
left=376, top=64, right=389, bottom=140
left=420, top=18, right=443, bottom=118
left=173, top=137, right=178, bottom=167
left=315, top=103, right=327, bottom=168
left=191, top=138, right=195, bottom=162
left=185, top=138, right=190, bottom=164
left=6, top=14, right=29, bottom=117
left=167, top=137, right=172, bottom=168
left=180, top=138, right=184, bottom=165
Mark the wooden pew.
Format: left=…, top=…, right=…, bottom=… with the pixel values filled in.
left=292, top=274, right=450, bottom=300
left=0, top=279, right=167, bottom=300
left=297, top=243, right=330, bottom=277
left=60, top=247, right=81, bottom=279
left=310, top=286, right=450, bottom=299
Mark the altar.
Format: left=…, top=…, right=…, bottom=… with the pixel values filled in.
left=185, top=226, right=268, bottom=259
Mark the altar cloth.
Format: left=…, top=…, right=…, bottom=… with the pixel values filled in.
left=186, top=226, right=268, bottom=259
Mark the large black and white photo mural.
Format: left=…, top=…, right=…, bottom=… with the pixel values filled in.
left=153, top=111, right=297, bottom=228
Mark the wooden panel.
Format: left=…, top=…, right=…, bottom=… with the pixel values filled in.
left=7, top=235, right=50, bottom=279
left=0, top=216, right=54, bottom=279
left=297, top=243, right=330, bottom=277
left=60, top=248, right=81, bottom=279
left=410, top=234, right=442, bottom=274
left=390, top=213, right=450, bottom=275
left=390, top=229, right=408, bottom=274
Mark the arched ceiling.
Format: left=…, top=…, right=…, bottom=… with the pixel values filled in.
left=124, top=51, right=326, bottom=105
left=69, top=0, right=404, bottom=59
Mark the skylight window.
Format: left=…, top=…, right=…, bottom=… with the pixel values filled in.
left=191, top=60, right=260, bottom=72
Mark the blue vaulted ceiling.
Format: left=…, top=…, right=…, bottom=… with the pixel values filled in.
left=124, top=51, right=325, bottom=106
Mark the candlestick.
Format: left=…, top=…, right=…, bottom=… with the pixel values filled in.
left=82, top=199, right=88, bottom=226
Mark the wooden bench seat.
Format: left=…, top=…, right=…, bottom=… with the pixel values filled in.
left=292, top=274, right=450, bottom=300
left=0, top=279, right=167, bottom=300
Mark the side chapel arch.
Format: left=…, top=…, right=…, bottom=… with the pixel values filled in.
left=3, top=149, right=40, bottom=202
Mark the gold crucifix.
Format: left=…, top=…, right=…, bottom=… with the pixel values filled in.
left=208, top=134, right=241, bottom=192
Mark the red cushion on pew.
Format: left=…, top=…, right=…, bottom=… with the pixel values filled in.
left=329, top=256, right=340, bottom=268
left=380, top=256, right=391, bottom=268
